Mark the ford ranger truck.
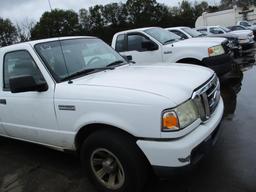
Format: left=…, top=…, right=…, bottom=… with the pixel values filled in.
left=0, top=37, right=224, bottom=192
left=111, top=27, right=233, bottom=77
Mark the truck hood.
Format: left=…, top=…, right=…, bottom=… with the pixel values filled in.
left=172, top=38, right=223, bottom=47
left=228, top=30, right=253, bottom=38
left=73, top=64, right=214, bottom=105
left=248, top=25, right=256, bottom=30
left=208, top=33, right=238, bottom=39
left=193, top=37, right=227, bottom=44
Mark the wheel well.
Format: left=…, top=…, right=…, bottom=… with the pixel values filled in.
left=75, top=123, right=153, bottom=175
left=177, top=58, right=203, bottom=65
left=75, top=123, right=136, bottom=152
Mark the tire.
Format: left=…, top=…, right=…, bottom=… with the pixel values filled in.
left=80, top=130, right=148, bottom=192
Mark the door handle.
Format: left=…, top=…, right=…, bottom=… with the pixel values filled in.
left=0, top=99, right=6, bottom=105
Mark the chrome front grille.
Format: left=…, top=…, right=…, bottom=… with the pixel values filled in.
left=192, top=74, right=220, bottom=122
left=222, top=40, right=231, bottom=54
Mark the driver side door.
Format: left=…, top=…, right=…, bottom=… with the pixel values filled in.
left=117, top=33, right=162, bottom=64
left=0, top=49, right=58, bottom=144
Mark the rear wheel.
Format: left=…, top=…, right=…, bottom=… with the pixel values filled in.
left=80, top=130, right=148, bottom=192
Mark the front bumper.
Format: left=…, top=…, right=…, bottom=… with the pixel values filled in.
left=137, top=98, right=224, bottom=177
left=202, top=54, right=233, bottom=76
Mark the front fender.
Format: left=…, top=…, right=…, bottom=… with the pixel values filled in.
left=162, top=46, right=206, bottom=63
left=74, top=112, right=138, bottom=137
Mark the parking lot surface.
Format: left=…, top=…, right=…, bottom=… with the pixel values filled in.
left=0, top=50, right=255, bottom=192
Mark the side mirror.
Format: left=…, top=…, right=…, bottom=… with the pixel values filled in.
left=122, top=55, right=133, bottom=61
left=9, top=75, right=48, bottom=93
left=142, top=40, right=158, bottom=51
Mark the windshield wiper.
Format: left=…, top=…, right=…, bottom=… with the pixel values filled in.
left=163, top=39, right=176, bottom=45
left=62, top=67, right=115, bottom=81
left=106, top=60, right=126, bottom=67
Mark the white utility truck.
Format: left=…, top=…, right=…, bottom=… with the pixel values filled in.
left=195, top=6, right=256, bottom=28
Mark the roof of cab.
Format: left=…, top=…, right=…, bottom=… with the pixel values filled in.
left=165, top=26, right=187, bottom=30
left=114, top=27, right=158, bottom=35
left=0, top=36, right=96, bottom=51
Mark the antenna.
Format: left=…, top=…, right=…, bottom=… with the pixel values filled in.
left=48, top=0, right=53, bottom=11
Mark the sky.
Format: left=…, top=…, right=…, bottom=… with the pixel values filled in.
left=0, top=0, right=220, bottom=24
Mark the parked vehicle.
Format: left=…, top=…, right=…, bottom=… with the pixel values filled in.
left=196, top=26, right=254, bottom=49
left=166, top=27, right=240, bottom=57
left=112, top=27, right=233, bottom=76
left=228, top=25, right=256, bottom=40
left=195, top=6, right=256, bottom=28
left=0, top=37, right=224, bottom=192
left=237, top=21, right=256, bottom=30
left=166, top=26, right=206, bottom=39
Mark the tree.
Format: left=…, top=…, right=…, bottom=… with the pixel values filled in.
left=0, top=17, right=17, bottom=47
left=31, top=9, right=81, bottom=40
left=88, top=5, right=105, bottom=29
left=102, top=3, right=127, bottom=27
left=79, top=8, right=90, bottom=32
left=126, top=0, right=161, bottom=26
left=178, top=0, right=196, bottom=27
left=220, top=0, right=256, bottom=10
left=208, top=6, right=219, bottom=13
left=194, top=1, right=208, bottom=18
left=153, top=4, right=173, bottom=27
left=16, top=18, right=35, bottom=42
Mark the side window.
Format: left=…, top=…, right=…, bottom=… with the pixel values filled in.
left=240, top=22, right=249, bottom=27
left=170, top=30, right=188, bottom=39
left=4, top=50, right=44, bottom=90
left=115, top=34, right=126, bottom=52
left=127, top=34, right=148, bottom=52
left=210, top=27, right=224, bottom=34
left=198, top=28, right=207, bottom=32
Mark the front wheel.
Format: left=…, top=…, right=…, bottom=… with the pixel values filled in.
left=80, top=130, right=148, bottom=192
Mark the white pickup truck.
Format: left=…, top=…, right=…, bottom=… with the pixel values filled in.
left=111, top=27, right=233, bottom=77
left=166, top=26, right=241, bottom=58
left=237, top=21, right=256, bottom=30
left=0, top=37, right=224, bottom=192
left=196, top=25, right=254, bottom=49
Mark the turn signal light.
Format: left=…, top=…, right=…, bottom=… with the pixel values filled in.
left=162, top=111, right=179, bottom=131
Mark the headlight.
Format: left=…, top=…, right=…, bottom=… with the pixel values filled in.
left=162, top=100, right=199, bottom=132
left=208, top=45, right=225, bottom=57
left=239, top=38, right=249, bottom=43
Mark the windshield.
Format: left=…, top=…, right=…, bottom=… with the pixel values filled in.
left=238, top=25, right=248, bottom=29
left=144, top=27, right=181, bottom=44
left=182, top=27, right=203, bottom=37
left=220, top=26, right=231, bottom=32
left=35, top=38, right=126, bottom=81
left=242, top=22, right=251, bottom=27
